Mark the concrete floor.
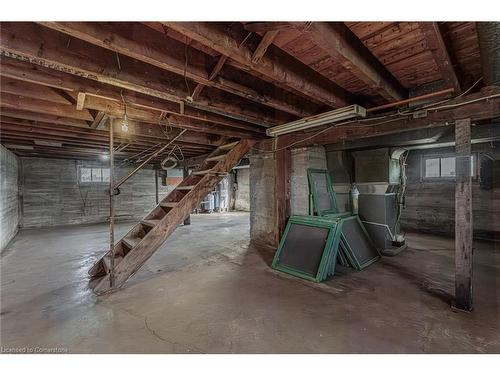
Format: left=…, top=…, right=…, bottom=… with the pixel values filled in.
left=1, top=212, right=499, bottom=353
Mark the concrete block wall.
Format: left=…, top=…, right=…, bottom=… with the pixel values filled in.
left=20, top=157, right=175, bottom=228
left=249, top=145, right=327, bottom=248
left=0, top=145, right=19, bottom=252
left=234, top=168, right=250, bottom=211
left=290, top=146, right=327, bottom=215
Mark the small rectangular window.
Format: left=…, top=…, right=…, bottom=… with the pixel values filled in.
left=425, top=158, right=440, bottom=178
left=423, top=155, right=476, bottom=179
left=80, top=167, right=110, bottom=184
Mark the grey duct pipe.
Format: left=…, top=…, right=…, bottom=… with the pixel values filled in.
left=477, top=22, right=500, bottom=86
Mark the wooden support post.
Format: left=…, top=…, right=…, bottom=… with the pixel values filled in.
left=155, top=169, right=159, bottom=205
left=108, top=118, right=115, bottom=288
left=183, top=166, right=191, bottom=225
left=275, top=137, right=291, bottom=245
left=454, top=118, right=473, bottom=312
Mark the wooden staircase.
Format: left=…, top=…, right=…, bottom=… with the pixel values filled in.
left=88, top=139, right=255, bottom=294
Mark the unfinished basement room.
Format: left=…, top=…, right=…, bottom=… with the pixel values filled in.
left=1, top=9, right=500, bottom=362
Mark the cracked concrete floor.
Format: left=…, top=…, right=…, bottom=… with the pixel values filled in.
left=1, top=212, right=499, bottom=353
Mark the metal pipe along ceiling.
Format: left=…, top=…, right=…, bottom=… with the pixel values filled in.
left=477, top=22, right=500, bottom=86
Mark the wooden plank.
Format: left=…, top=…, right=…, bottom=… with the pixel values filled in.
left=0, top=56, right=272, bottom=130
left=292, top=22, right=406, bottom=101
left=419, top=22, right=461, bottom=93
left=80, top=94, right=264, bottom=138
left=0, top=92, right=94, bottom=121
left=192, top=55, right=228, bottom=100
left=0, top=77, right=72, bottom=104
left=252, top=31, right=279, bottom=64
left=38, top=22, right=307, bottom=118
left=162, top=22, right=351, bottom=108
left=454, top=118, right=473, bottom=311
left=0, top=22, right=280, bottom=127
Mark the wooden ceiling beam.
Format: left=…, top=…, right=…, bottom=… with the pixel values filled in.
left=0, top=107, right=91, bottom=128
left=291, top=22, right=407, bottom=101
left=0, top=57, right=263, bottom=132
left=0, top=92, right=94, bottom=121
left=38, top=22, right=307, bottom=118
left=0, top=113, right=222, bottom=147
left=419, top=22, right=461, bottom=93
left=0, top=22, right=280, bottom=127
left=244, top=22, right=293, bottom=33
left=191, top=55, right=227, bottom=100
left=80, top=95, right=264, bottom=139
left=267, top=86, right=500, bottom=148
left=0, top=76, right=72, bottom=105
left=251, top=31, right=279, bottom=65
left=162, top=22, right=352, bottom=108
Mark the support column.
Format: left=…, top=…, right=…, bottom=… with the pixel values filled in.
left=274, top=138, right=291, bottom=244
left=108, top=118, right=115, bottom=288
left=454, top=118, right=473, bottom=312
left=183, top=166, right=191, bottom=225
left=155, top=169, right=159, bottom=205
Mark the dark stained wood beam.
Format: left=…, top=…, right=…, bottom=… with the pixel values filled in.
left=0, top=92, right=94, bottom=121
left=260, top=86, right=500, bottom=149
left=453, top=118, right=473, bottom=312
left=0, top=114, right=222, bottom=147
left=162, top=22, right=352, bottom=108
left=0, top=107, right=90, bottom=128
left=0, top=56, right=267, bottom=132
left=0, top=22, right=282, bottom=127
left=419, top=22, right=461, bottom=93
left=292, top=22, right=406, bottom=101
left=244, top=22, right=292, bottom=33
left=0, top=77, right=72, bottom=105
left=38, top=22, right=306, bottom=118
left=191, top=55, right=227, bottom=100
left=252, top=31, right=279, bottom=65
left=80, top=94, right=264, bottom=139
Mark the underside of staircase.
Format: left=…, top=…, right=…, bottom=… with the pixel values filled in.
left=88, top=138, right=255, bottom=294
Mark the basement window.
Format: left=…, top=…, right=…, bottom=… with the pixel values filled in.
left=423, top=154, right=476, bottom=180
left=79, top=167, right=110, bottom=184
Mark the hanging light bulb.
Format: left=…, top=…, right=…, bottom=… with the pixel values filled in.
left=121, top=112, right=129, bottom=133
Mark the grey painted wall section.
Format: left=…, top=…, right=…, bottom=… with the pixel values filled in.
left=249, top=151, right=276, bottom=248
left=234, top=168, right=250, bottom=211
left=20, top=157, right=175, bottom=228
left=0, top=145, right=19, bottom=252
left=290, top=146, right=327, bottom=215
left=400, top=145, right=500, bottom=238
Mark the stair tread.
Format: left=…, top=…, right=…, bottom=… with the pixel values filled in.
left=122, top=236, right=141, bottom=249
left=160, top=201, right=177, bottom=208
left=141, top=219, right=160, bottom=227
left=90, top=139, right=254, bottom=294
left=192, top=169, right=213, bottom=175
left=218, top=141, right=239, bottom=150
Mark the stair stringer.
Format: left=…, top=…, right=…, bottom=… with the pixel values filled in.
left=91, top=139, right=255, bottom=294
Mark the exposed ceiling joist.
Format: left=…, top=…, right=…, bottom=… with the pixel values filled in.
left=0, top=92, right=94, bottom=121
left=0, top=22, right=281, bottom=127
left=291, top=22, right=407, bottom=101
left=162, top=22, right=352, bottom=108
left=0, top=76, right=72, bottom=105
left=419, top=22, right=461, bottom=93
left=0, top=56, right=267, bottom=132
left=38, top=22, right=309, bottom=118
left=251, top=31, right=279, bottom=65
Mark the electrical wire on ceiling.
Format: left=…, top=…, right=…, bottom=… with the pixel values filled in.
left=253, top=81, right=499, bottom=154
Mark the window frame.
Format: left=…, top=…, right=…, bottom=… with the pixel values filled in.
left=78, top=166, right=111, bottom=185
left=421, top=153, right=478, bottom=181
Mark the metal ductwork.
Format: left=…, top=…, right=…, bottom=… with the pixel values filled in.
left=477, top=22, right=500, bottom=86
